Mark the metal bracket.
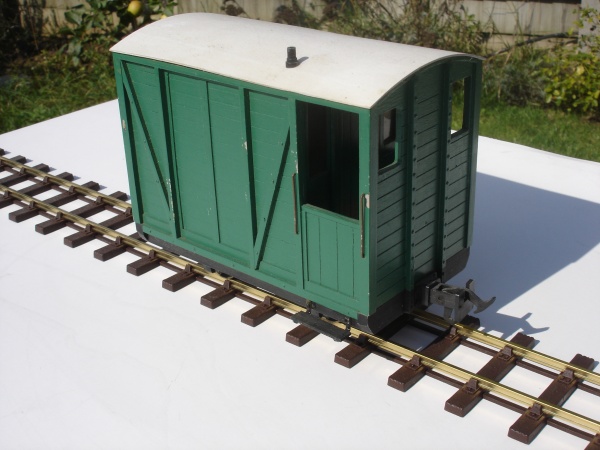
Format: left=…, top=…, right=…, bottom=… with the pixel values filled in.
left=426, top=279, right=495, bottom=323
left=292, top=310, right=351, bottom=342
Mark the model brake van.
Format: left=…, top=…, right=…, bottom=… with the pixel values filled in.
left=110, top=13, right=490, bottom=335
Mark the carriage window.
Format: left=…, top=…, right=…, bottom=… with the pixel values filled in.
left=378, top=109, right=397, bottom=171
left=451, top=77, right=470, bottom=138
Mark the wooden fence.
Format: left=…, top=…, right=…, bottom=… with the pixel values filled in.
left=31, top=0, right=596, bottom=39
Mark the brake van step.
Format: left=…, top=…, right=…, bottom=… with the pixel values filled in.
left=292, top=311, right=350, bottom=342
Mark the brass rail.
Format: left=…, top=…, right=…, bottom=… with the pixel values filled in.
left=0, top=175, right=302, bottom=316
left=413, top=310, right=600, bottom=387
left=0, top=155, right=130, bottom=211
left=2, top=161, right=599, bottom=436
left=356, top=328, right=600, bottom=434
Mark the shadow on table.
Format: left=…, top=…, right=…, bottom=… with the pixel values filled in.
left=449, top=173, right=600, bottom=339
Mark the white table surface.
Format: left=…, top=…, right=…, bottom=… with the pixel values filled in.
left=1, top=101, right=599, bottom=449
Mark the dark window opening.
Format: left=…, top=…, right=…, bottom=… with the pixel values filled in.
left=378, top=108, right=397, bottom=171
left=450, top=77, right=470, bottom=138
left=300, top=102, right=360, bottom=220
left=306, top=103, right=328, bottom=179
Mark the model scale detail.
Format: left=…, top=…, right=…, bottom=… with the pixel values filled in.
left=110, top=13, right=494, bottom=337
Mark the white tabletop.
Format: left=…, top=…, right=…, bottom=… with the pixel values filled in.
left=1, top=101, right=599, bottom=449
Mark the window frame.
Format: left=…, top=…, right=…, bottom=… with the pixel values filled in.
left=378, top=108, right=399, bottom=173
left=450, top=76, right=472, bottom=140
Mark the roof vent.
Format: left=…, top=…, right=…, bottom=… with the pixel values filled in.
left=286, top=47, right=300, bottom=68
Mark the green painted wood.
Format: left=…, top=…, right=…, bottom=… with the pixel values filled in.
left=370, top=57, right=481, bottom=311
left=114, top=50, right=481, bottom=324
left=114, top=61, right=142, bottom=224
left=446, top=200, right=469, bottom=223
left=446, top=214, right=467, bottom=235
left=377, top=240, right=405, bottom=273
left=377, top=213, right=406, bottom=243
left=303, top=205, right=361, bottom=312
left=468, top=63, right=482, bottom=246
left=378, top=184, right=407, bottom=213
left=446, top=175, right=469, bottom=199
left=337, top=225, right=356, bottom=297
left=378, top=252, right=406, bottom=282
left=114, top=53, right=371, bottom=319
left=410, top=67, right=443, bottom=281
left=320, top=216, right=340, bottom=291
left=441, top=62, right=481, bottom=268
left=305, top=210, right=321, bottom=285
left=166, top=73, right=220, bottom=245
left=207, top=81, right=249, bottom=264
left=121, top=61, right=174, bottom=236
left=247, top=90, right=298, bottom=284
left=377, top=270, right=406, bottom=298
left=446, top=187, right=469, bottom=211
left=373, top=97, right=410, bottom=306
left=416, top=93, right=442, bottom=117
left=298, top=100, right=369, bottom=314
left=445, top=236, right=467, bottom=256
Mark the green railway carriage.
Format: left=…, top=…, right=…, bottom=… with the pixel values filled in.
left=110, top=13, right=485, bottom=334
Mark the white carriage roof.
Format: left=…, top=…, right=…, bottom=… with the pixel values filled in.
left=111, top=13, right=464, bottom=109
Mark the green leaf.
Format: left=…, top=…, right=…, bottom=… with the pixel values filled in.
left=67, top=40, right=82, bottom=56
left=64, top=10, right=83, bottom=26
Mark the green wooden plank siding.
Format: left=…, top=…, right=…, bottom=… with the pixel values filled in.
left=375, top=96, right=409, bottom=305
left=207, top=82, right=249, bottom=264
left=115, top=50, right=479, bottom=325
left=411, top=68, right=443, bottom=280
left=167, top=73, right=220, bottom=246
left=115, top=53, right=370, bottom=319
left=442, top=64, right=480, bottom=269
left=303, top=206, right=359, bottom=306
left=374, top=60, right=480, bottom=307
left=247, top=90, right=297, bottom=284
left=122, top=61, right=173, bottom=236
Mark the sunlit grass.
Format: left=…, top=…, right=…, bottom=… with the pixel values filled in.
left=0, top=45, right=116, bottom=133
left=451, top=96, right=599, bottom=162
left=478, top=103, right=600, bottom=163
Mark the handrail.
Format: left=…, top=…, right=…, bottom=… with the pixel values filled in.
left=359, top=193, right=366, bottom=258
left=291, top=173, right=298, bottom=234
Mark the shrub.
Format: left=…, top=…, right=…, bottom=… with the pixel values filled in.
left=542, top=51, right=600, bottom=117
left=60, top=0, right=177, bottom=65
left=0, top=0, right=46, bottom=72
left=267, top=0, right=487, bottom=54
left=541, top=8, right=600, bottom=118
left=483, top=46, right=547, bottom=107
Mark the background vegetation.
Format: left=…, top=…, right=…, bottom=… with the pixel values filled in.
left=1, top=0, right=598, bottom=162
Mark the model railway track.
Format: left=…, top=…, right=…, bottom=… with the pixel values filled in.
left=2, top=152, right=599, bottom=448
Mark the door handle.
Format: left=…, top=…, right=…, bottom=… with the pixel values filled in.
left=292, top=173, right=298, bottom=234
left=360, top=193, right=366, bottom=258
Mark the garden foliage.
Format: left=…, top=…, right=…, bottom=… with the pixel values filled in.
left=60, top=0, right=177, bottom=65
left=1, top=0, right=599, bottom=157
left=0, top=0, right=46, bottom=72
left=272, top=0, right=487, bottom=54
left=541, top=8, right=600, bottom=118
